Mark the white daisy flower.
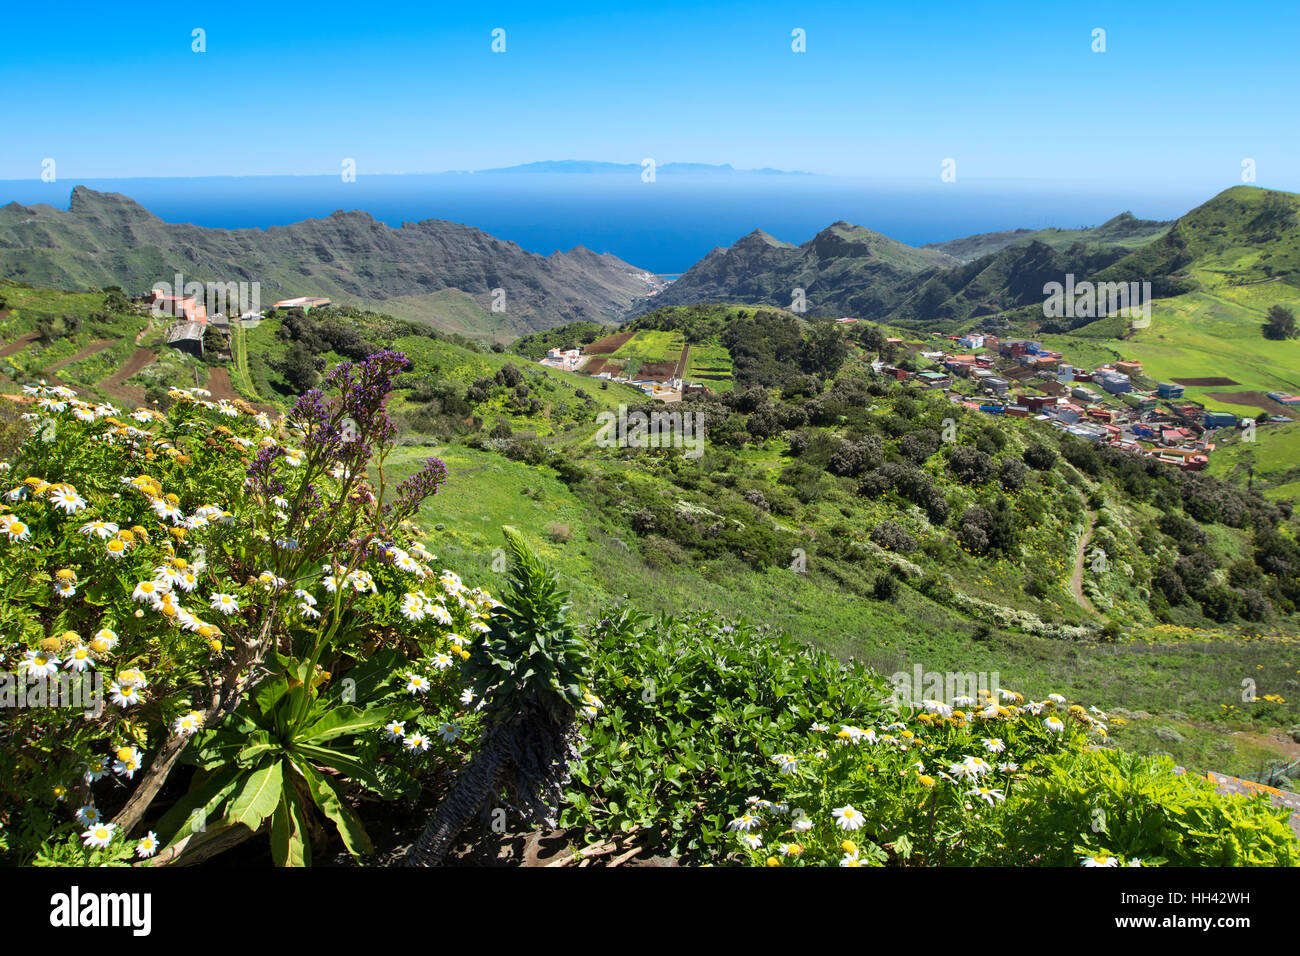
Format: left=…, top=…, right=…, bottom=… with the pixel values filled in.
left=209, top=593, right=239, bottom=615
left=405, top=674, right=430, bottom=694
left=109, top=682, right=144, bottom=708
left=82, top=822, right=118, bottom=849
left=173, top=711, right=203, bottom=736
left=79, top=520, right=119, bottom=540
left=967, top=786, right=1005, bottom=806
left=113, top=746, right=143, bottom=779
left=772, top=753, right=799, bottom=775
left=64, top=645, right=95, bottom=672
left=136, top=832, right=159, bottom=858
left=18, top=649, right=61, bottom=678
left=832, top=805, right=865, bottom=831
left=728, top=813, right=760, bottom=832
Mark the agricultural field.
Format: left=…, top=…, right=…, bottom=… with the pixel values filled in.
left=0, top=281, right=207, bottom=405
left=684, top=341, right=734, bottom=392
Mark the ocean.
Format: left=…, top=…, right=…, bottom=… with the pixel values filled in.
left=0, top=173, right=1211, bottom=275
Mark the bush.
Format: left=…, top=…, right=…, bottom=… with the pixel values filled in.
left=872, top=572, right=900, bottom=602
left=998, top=457, right=1029, bottom=491
left=1005, top=749, right=1299, bottom=866
left=947, top=446, right=996, bottom=485
left=870, top=520, right=918, bottom=554
left=1022, top=443, right=1057, bottom=471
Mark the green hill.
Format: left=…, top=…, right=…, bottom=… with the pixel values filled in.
left=4, top=281, right=1299, bottom=785
left=0, top=187, right=665, bottom=339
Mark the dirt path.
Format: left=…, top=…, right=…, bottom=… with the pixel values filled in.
left=98, top=347, right=156, bottom=404
left=0, top=331, right=39, bottom=359
left=205, top=366, right=240, bottom=402
left=1069, top=508, right=1100, bottom=616
left=672, top=343, right=690, bottom=380
left=42, top=338, right=113, bottom=384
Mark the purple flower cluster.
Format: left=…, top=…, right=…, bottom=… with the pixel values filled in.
left=289, top=350, right=410, bottom=467
left=393, top=457, right=448, bottom=514
left=246, top=444, right=286, bottom=497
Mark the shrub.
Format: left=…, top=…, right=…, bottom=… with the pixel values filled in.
left=947, top=446, right=996, bottom=485
left=1022, top=442, right=1057, bottom=471
left=872, top=573, right=900, bottom=602
left=870, top=520, right=918, bottom=554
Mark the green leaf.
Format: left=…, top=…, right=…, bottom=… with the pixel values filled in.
left=293, top=760, right=373, bottom=861
left=254, top=676, right=291, bottom=715
left=226, top=761, right=285, bottom=831
left=236, top=730, right=280, bottom=767
left=297, top=704, right=394, bottom=745
left=295, top=743, right=419, bottom=799
left=330, top=649, right=403, bottom=704
left=269, top=790, right=308, bottom=868
left=154, top=765, right=244, bottom=854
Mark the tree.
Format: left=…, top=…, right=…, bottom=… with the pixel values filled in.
left=948, top=446, right=996, bottom=485
left=799, top=322, right=848, bottom=378
left=203, top=324, right=229, bottom=358
left=279, top=342, right=320, bottom=392
left=1263, top=305, right=1297, bottom=341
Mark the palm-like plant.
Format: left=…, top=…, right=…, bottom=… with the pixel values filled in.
left=405, top=527, right=590, bottom=866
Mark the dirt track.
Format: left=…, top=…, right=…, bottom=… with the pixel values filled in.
left=98, top=347, right=156, bottom=403
left=584, top=331, right=636, bottom=355
left=1069, top=509, right=1101, bottom=617
left=205, top=367, right=240, bottom=402
left=0, top=331, right=38, bottom=359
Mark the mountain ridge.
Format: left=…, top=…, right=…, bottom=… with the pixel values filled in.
left=0, top=186, right=665, bottom=340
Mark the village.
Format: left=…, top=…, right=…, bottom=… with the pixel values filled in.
left=539, top=318, right=1300, bottom=475
left=867, top=328, right=1300, bottom=473
left=537, top=339, right=712, bottom=402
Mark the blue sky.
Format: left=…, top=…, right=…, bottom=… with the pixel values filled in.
left=3, top=0, right=1298, bottom=192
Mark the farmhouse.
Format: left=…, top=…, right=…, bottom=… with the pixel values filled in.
left=273, top=296, right=332, bottom=312
left=143, top=292, right=207, bottom=324
left=541, top=347, right=581, bottom=371
left=165, top=321, right=205, bottom=357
